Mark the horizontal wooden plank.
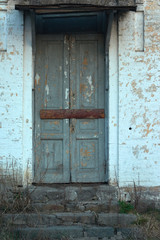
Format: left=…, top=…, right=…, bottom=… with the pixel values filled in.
left=40, top=109, right=105, bottom=119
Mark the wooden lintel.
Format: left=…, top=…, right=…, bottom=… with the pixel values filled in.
left=15, top=1, right=137, bottom=12
left=40, top=109, right=105, bottom=119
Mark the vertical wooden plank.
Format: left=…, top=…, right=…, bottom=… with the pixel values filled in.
left=63, top=34, right=70, bottom=182
left=34, top=36, right=44, bottom=182
left=69, top=34, right=76, bottom=182
left=98, top=34, right=105, bottom=182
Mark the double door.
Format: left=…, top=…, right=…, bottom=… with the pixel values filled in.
left=35, top=34, right=105, bottom=183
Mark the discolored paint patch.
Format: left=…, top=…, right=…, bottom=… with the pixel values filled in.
left=152, top=120, right=160, bottom=127
left=80, top=83, right=87, bottom=93
left=80, top=148, right=91, bottom=157
left=82, top=57, right=88, bottom=66
left=143, top=123, right=153, bottom=137
left=65, top=88, right=69, bottom=100
left=142, top=145, right=149, bottom=153
left=131, top=80, right=144, bottom=99
left=45, top=99, right=48, bottom=106
left=45, top=77, right=47, bottom=86
left=82, top=121, right=89, bottom=125
left=130, top=112, right=138, bottom=125
left=81, top=162, right=87, bottom=167
left=45, top=84, right=49, bottom=95
left=35, top=73, right=40, bottom=86
left=132, top=144, right=150, bottom=159
left=143, top=111, right=149, bottom=124
left=146, top=84, right=157, bottom=93
left=132, top=145, right=139, bottom=158
left=53, top=121, right=60, bottom=125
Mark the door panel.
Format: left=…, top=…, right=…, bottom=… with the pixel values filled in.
left=70, top=34, right=105, bottom=182
left=35, top=35, right=70, bottom=183
left=35, top=34, right=105, bottom=183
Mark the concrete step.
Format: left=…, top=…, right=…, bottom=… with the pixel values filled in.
left=29, top=184, right=118, bottom=213
left=12, top=226, right=114, bottom=239
left=11, top=225, right=140, bottom=240
left=4, top=213, right=137, bottom=228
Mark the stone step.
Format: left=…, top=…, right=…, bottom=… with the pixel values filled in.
left=29, top=184, right=118, bottom=213
left=4, top=213, right=137, bottom=228
left=11, top=226, right=139, bottom=240
left=32, top=200, right=119, bottom=213
left=12, top=226, right=114, bottom=239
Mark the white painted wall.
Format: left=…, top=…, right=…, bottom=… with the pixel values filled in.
left=0, top=2, right=24, bottom=183
left=0, top=2, right=33, bottom=184
left=22, top=13, right=33, bottom=184
left=109, top=0, right=160, bottom=187
left=0, top=0, right=160, bottom=186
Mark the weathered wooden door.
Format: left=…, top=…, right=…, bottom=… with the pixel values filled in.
left=35, top=34, right=105, bottom=183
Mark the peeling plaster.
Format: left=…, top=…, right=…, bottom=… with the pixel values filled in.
left=131, top=80, right=144, bottom=99
left=45, top=84, right=49, bottom=95
left=65, top=88, right=69, bottom=100
left=35, top=73, right=40, bottom=85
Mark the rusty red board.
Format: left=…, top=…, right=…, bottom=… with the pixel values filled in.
left=40, top=109, right=105, bottom=119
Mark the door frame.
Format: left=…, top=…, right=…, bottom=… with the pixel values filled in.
left=22, top=10, right=116, bottom=185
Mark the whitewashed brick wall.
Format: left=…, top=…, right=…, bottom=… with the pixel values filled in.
left=0, top=2, right=24, bottom=182
left=0, top=0, right=160, bottom=186
left=109, top=0, right=160, bottom=186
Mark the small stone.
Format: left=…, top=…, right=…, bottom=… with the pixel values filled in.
left=65, top=189, right=77, bottom=201
left=110, top=237, right=115, bottom=240
left=85, top=226, right=114, bottom=238
left=116, top=236, right=123, bottom=240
